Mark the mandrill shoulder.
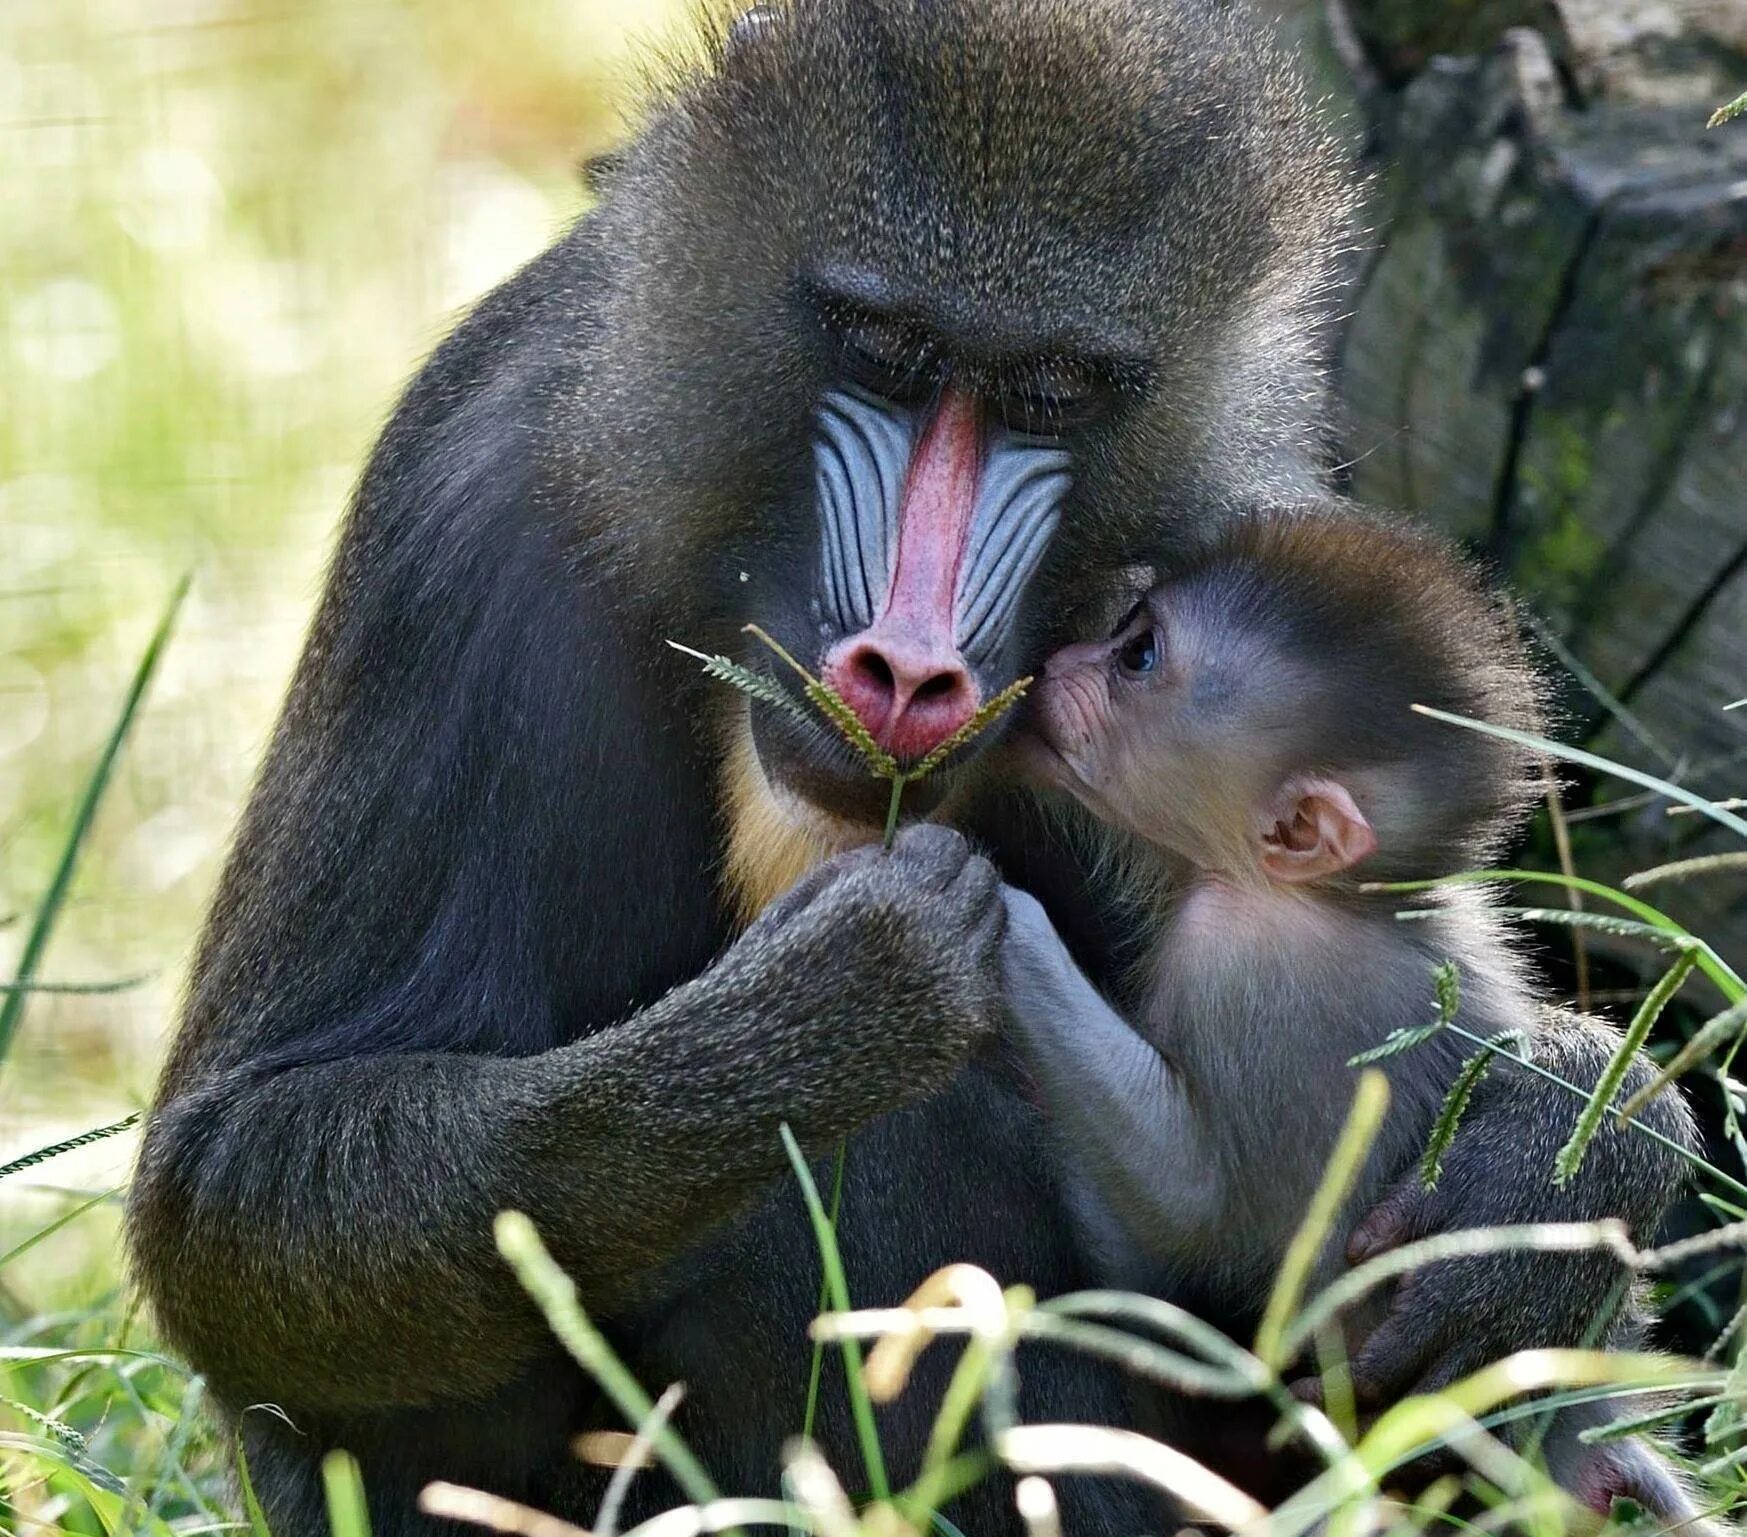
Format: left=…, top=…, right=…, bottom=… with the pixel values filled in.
left=348, top=215, right=615, bottom=535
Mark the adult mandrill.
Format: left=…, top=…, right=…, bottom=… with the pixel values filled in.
left=127, top=3, right=1684, bottom=1534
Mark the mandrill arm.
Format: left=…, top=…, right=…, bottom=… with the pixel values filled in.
left=132, top=801, right=1004, bottom=1417
left=998, top=887, right=1229, bottom=1254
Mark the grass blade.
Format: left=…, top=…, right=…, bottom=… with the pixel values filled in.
left=1422, top=1036, right=1517, bottom=1191
left=1039, top=1291, right=1268, bottom=1383
left=237, top=1440, right=275, bottom=1537
left=1350, top=1022, right=1444, bottom=1066
left=799, top=1144, right=848, bottom=1446
left=1556, top=950, right=1699, bottom=1182
left=494, top=1212, right=722, bottom=1507
left=1431, top=1016, right=1741, bottom=1195
left=1526, top=615, right=1678, bottom=771
left=0, top=1114, right=140, bottom=1183
left=139, top=1375, right=205, bottom=1530
left=996, top=1424, right=1265, bottom=1530
left=779, top=1124, right=891, bottom=1503
left=744, top=625, right=896, bottom=778
left=1352, top=962, right=1459, bottom=1065
left=1365, top=868, right=1745, bottom=1004
left=0, top=574, right=190, bottom=1067
left=616, top=1497, right=802, bottom=1536
left=1, top=1396, right=85, bottom=1450
left=666, top=642, right=816, bottom=733
left=881, top=775, right=907, bottom=849
left=1280, top=1221, right=1636, bottom=1367
left=908, top=677, right=1032, bottom=781
left=419, top=1482, right=593, bottom=1535
left=597, top=1384, right=687, bottom=1537
left=322, top=1450, right=371, bottom=1537
left=1619, top=998, right=1747, bottom=1121
left=0, top=1187, right=118, bottom=1269
left=801, top=678, right=898, bottom=778
left=1709, top=88, right=1747, bottom=128
left=1021, top=1314, right=1256, bottom=1397
left=1254, top=1071, right=1390, bottom=1369
left=0, top=974, right=152, bottom=996
left=1410, top=704, right=1747, bottom=842
left=1625, top=852, right=1747, bottom=891
left=1496, top=908, right=1688, bottom=946
left=904, top=1333, right=996, bottom=1528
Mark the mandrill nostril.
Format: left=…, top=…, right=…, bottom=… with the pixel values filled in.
left=852, top=650, right=897, bottom=698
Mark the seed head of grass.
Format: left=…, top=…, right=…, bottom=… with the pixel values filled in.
left=670, top=624, right=1031, bottom=846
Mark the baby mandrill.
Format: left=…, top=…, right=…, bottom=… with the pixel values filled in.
left=1001, top=506, right=1711, bottom=1528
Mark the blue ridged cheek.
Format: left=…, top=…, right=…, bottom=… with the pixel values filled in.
left=813, top=389, right=912, bottom=634
left=955, top=436, right=1071, bottom=666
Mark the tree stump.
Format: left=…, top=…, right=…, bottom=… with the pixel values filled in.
left=1309, top=0, right=1747, bottom=958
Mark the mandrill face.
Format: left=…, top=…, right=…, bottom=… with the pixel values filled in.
left=1017, top=581, right=1303, bottom=880
left=593, top=0, right=1352, bottom=829
left=745, top=312, right=1116, bottom=826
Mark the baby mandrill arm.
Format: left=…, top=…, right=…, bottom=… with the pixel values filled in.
left=999, top=887, right=1225, bottom=1258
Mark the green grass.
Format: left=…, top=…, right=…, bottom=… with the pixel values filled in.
left=0, top=3, right=677, bottom=1526
left=0, top=0, right=677, bottom=1351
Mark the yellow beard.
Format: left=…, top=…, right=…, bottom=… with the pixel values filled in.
left=718, top=709, right=862, bottom=930
left=716, top=702, right=986, bottom=930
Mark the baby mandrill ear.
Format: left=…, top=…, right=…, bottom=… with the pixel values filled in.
left=1258, top=777, right=1378, bottom=885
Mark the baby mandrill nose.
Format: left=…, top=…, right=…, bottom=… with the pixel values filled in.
left=822, top=633, right=980, bottom=761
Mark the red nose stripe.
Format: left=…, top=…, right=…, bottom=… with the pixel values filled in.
left=818, top=387, right=987, bottom=760
left=881, top=386, right=983, bottom=650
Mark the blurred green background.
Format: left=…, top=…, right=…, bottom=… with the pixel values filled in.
left=0, top=0, right=685, bottom=1301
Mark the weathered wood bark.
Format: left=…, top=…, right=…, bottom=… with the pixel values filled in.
left=1309, top=0, right=1747, bottom=958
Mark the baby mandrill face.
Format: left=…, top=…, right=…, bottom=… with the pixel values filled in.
left=1016, top=593, right=1251, bottom=867
left=1017, top=585, right=1376, bottom=886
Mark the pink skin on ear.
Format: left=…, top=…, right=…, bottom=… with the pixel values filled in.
left=1257, top=777, right=1378, bottom=885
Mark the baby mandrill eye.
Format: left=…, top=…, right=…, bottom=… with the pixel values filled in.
left=1118, top=627, right=1160, bottom=676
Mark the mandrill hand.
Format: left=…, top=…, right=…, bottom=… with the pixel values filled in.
left=1310, top=1168, right=1632, bottom=1411
left=727, top=824, right=1006, bottom=1139
left=1295, top=1015, right=1696, bottom=1412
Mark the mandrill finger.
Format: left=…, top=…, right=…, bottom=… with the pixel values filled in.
left=888, top=823, right=971, bottom=891
left=1348, top=1308, right=1449, bottom=1409
left=968, top=874, right=1008, bottom=960
left=1402, top=1357, right=1471, bottom=1402
left=753, top=855, right=858, bottom=931
left=1348, top=1177, right=1436, bottom=1265
left=947, top=849, right=1001, bottom=909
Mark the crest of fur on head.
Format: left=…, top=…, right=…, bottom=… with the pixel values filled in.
left=1174, top=504, right=1551, bottom=887
left=588, top=0, right=1358, bottom=551
left=651, top=0, right=1352, bottom=353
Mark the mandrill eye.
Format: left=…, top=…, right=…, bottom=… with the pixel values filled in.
left=998, top=358, right=1100, bottom=437
left=834, top=308, right=938, bottom=405
left=1117, top=626, right=1162, bottom=677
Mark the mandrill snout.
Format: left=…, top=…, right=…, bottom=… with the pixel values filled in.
left=810, top=377, right=1070, bottom=764
left=822, top=628, right=980, bottom=761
